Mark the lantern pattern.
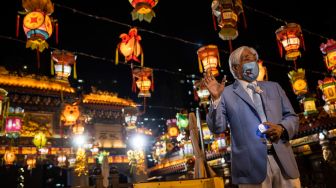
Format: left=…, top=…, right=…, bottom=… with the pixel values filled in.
left=51, top=50, right=77, bottom=81
left=5, top=107, right=24, bottom=139
left=132, top=67, right=154, bottom=97
left=129, top=0, right=159, bottom=23
left=320, top=39, right=336, bottom=75
left=288, top=68, right=308, bottom=96
left=176, top=113, right=188, bottom=130
left=116, top=28, right=144, bottom=66
left=302, top=97, right=318, bottom=117
left=4, top=150, right=16, bottom=165
left=197, top=45, right=221, bottom=77
left=33, top=132, right=47, bottom=149
left=166, top=119, right=179, bottom=138
left=211, top=0, right=246, bottom=51
left=275, top=23, right=305, bottom=61
left=256, top=59, right=268, bottom=81
left=61, top=103, right=80, bottom=126
left=193, top=80, right=211, bottom=107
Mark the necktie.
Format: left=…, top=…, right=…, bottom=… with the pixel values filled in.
left=247, top=83, right=267, bottom=123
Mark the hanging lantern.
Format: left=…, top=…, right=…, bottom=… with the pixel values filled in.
left=275, top=23, right=305, bottom=61
left=61, top=103, right=80, bottom=126
left=197, top=45, right=221, bottom=77
left=33, top=132, right=47, bottom=149
left=320, top=39, right=336, bottom=75
left=256, top=59, right=268, bottom=81
left=302, top=97, right=318, bottom=117
left=4, top=150, right=16, bottom=165
left=318, top=77, right=336, bottom=103
left=125, top=114, right=137, bottom=130
left=26, top=156, right=37, bottom=170
left=211, top=0, right=246, bottom=51
left=132, top=67, right=153, bottom=97
left=193, top=80, right=210, bottom=107
left=116, top=28, right=144, bottom=66
left=51, top=50, right=77, bottom=81
left=129, top=0, right=159, bottom=23
left=5, top=107, right=24, bottom=139
left=57, top=154, right=67, bottom=167
left=176, top=113, right=188, bottom=130
left=288, top=68, right=308, bottom=96
left=72, top=124, right=85, bottom=135
left=166, top=119, right=179, bottom=138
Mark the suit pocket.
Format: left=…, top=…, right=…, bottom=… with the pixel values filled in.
left=231, top=146, right=251, bottom=177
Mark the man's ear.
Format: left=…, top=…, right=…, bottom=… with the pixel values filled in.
left=232, top=64, right=239, bottom=72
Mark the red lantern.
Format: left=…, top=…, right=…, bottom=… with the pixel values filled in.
left=320, top=39, right=336, bottom=75
left=5, top=107, right=24, bottom=139
left=197, top=45, right=221, bottom=77
left=275, top=23, right=305, bottom=61
left=51, top=50, right=77, bottom=81
left=132, top=67, right=153, bottom=97
left=116, top=28, right=144, bottom=66
left=129, top=0, right=159, bottom=23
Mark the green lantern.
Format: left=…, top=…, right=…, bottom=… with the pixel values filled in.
left=176, top=113, right=188, bottom=130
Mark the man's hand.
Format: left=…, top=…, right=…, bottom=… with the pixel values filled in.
left=262, top=122, right=284, bottom=143
left=203, top=70, right=226, bottom=100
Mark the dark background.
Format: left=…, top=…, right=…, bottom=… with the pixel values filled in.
left=1, top=0, right=335, bottom=136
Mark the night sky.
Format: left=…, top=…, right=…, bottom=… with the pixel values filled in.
left=1, top=0, right=335, bottom=136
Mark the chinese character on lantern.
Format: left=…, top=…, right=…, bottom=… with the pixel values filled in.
left=5, top=107, right=24, bottom=139
left=116, top=28, right=144, bottom=66
left=129, top=0, right=159, bottom=23
left=132, top=67, right=153, bottom=97
left=197, top=45, right=221, bottom=77
left=320, top=39, right=336, bottom=75
left=193, top=80, right=210, bottom=107
left=211, top=0, right=246, bottom=51
left=288, top=68, right=308, bottom=96
left=166, top=119, right=179, bottom=138
left=275, top=23, right=305, bottom=61
left=51, top=50, right=77, bottom=81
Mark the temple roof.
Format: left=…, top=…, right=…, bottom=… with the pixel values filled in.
left=82, top=90, right=136, bottom=107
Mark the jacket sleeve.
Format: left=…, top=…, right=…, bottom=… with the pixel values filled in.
left=206, top=92, right=228, bottom=134
left=276, top=83, right=299, bottom=140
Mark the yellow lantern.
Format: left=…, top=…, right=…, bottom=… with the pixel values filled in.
left=288, top=68, right=308, bottom=96
left=129, top=0, right=159, bottom=23
left=256, top=59, right=268, bottom=81
left=33, top=132, right=47, bottom=149
left=193, top=80, right=211, bottom=107
left=318, top=77, right=336, bottom=103
left=116, top=28, right=144, bottom=66
left=320, top=39, right=336, bottom=75
left=166, top=119, right=179, bottom=138
left=132, top=67, right=153, bottom=97
left=61, top=103, right=80, bottom=126
left=276, top=23, right=305, bottom=61
left=51, top=50, right=77, bottom=81
left=4, top=150, right=16, bottom=165
left=302, top=97, right=318, bottom=117
left=197, top=45, right=221, bottom=77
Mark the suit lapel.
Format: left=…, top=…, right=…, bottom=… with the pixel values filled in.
left=232, top=80, right=257, bottom=113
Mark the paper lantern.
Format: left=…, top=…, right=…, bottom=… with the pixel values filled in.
left=33, top=132, right=47, bottom=149
left=193, top=80, right=211, bottom=107
left=132, top=67, right=153, bottom=97
left=57, top=154, right=67, bottom=167
left=318, top=77, right=336, bottom=103
left=116, top=28, right=144, bottom=66
left=276, top=23, right=305, bottom=61
left=302, top=97, right=318, bottom=117
left=166, top=119, right=179, bottom=138
left=51, top=50, right=77, bottom=80
left=4, top=150, right=16, bottom=165
left=197, top=45, right=221, bottom=77
left=26, top=156, right=36, bottom=170
left=256, top=59, right=268, bottom=81
left=320, top=39, right=336, bottom=75
left=125, top=114, right=137, bottom=130
left=72, top=124, right=85, bottom=135
left=61, top=103, right=80, bottom=126
left=176, top=113, right=188, bottom=130
left=129, top=0, right=159, bottom=23
left=288, top=68, right=308, bottom=96
left=5, top=107, right=24, bottom=139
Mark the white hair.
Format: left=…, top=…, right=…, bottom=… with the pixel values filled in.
left=228, top=46, right=259, bottom=79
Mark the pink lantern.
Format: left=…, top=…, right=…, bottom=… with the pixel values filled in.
left=5, top=107, right=24, bottom=139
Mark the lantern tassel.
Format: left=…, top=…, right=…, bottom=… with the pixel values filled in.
left=115, top=47, right=119, bottom=65
left=73, top=61, right=77, bottom=79
left=16, top=15, right=20, bottom=38
left=55, top=22, right=59, bottom=45
left=151, top=70, right=154, bottom=91
left=229, top=40, right=233, bottom=53
left=212, top=13, right=217, bottom=31
left=198, top=57, right=203, bottom=73
left=51, top=58, right=54, bottom=75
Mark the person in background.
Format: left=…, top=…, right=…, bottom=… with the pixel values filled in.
left=204, top=46, right=301, bottom=188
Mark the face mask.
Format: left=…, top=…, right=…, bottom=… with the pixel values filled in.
left=242, top=61, right=259, bottom=82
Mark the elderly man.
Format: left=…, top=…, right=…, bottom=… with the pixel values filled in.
left=204, top=46, right=301, bottom=188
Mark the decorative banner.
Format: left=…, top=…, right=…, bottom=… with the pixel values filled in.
left=275, top=23, right=305, bottom=61
left=197, top=45, right=221, bottom=77
left=51, top=50, right=78, bottom=80
left=132, top=67, right=154, bottom=97
left=116, top=28, right=144, bottom=66
left=320, top=39, right=336, bottom=75
left=129, top=0, right=159, bottom=23
left=288, top=68, right=308, bottom=96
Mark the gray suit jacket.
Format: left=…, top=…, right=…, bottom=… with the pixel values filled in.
left=206, top=80, right=300, bottom=184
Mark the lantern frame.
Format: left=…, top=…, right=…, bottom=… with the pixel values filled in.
left=197, top=45, right=221, bottom=77
left=132, top=67, right=153, bottom=97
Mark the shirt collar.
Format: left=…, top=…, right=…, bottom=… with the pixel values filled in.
left=237, top=79, right=257, bottom=91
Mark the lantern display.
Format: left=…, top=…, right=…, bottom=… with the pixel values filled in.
left=129, top=0, right=159, bottom=23
left=288, top=68, right=308, bottom=96
left=72, top=124, right=85, bottom=135
left=125, top=114, right=137, bottom=130
left=0, top=88, right=9, bottom=123
left=116, top=28, right=144, bottom=66
left=5, top=107, right=24, bottom=139
left=318, top=77, right=336, bottom=103
left=3, top=150, right=16, bottom=165
left=61, top=103, right=80, bottom=126
left=256, top=59, right=268, bottom=81
left=132, top=67, right=153, bottom=97
left=197, top=45, right=221, bottom=77
left=33, top=132, right=47, bottom=149
left=166, top=119, right=179, bottom=138
left=57, top=154, right=67, bottom=167
left=176, top=113, right=188, bottom=130
left=26, top=156, right=36, bottom=170
left=302, top=97, right=318, bottom=117
left=193, top=80, right=211, bottom=107
left=51, top=50, right=77, bottom=81
left=183, top=140, right=193, bottom=157
left=275, top=23, right=305, bottom=61
left=320, top=39, right=336, bottom=75
left=211, top=0, right=245, bottom=51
